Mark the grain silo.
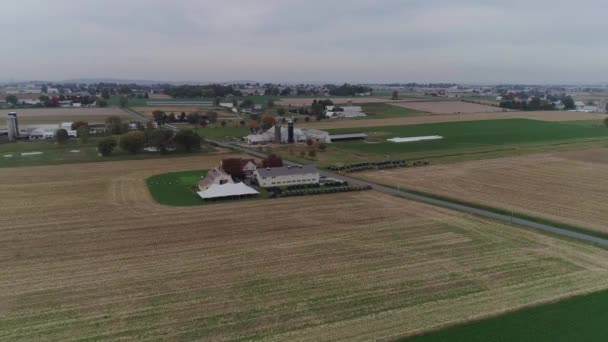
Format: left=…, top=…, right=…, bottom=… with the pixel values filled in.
left=274, top=125, right=282, bottom=144
left=7, top=112, right=18, bottom=141
left=287, top=120, right=294, bottom=144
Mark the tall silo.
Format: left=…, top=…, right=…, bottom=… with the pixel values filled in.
left=287, top=120, right=294, bottom=144
left=274, top=125, right=282, bottom=143
left=7, top=112, right=18, bottom=141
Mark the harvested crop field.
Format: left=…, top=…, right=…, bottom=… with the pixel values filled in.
left=391, top=101, right=507, bottom=114
left=276, top=97, right=399, bottom=107
left=300, top=111, right=608, bottom=130
left=0, top=108, right=130, bottom=126
left=357, top=148, right=608, bottom=234
left=3, top=157, right=608, bottom=340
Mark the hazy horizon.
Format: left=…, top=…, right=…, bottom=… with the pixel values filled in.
left=2, top=0, right=607, bottom=84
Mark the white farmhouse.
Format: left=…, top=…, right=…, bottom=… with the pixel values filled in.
left=254, top=165, right=320, bottom=188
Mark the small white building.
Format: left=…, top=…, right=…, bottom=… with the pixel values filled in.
left=254, top=165, right=320, bottom=188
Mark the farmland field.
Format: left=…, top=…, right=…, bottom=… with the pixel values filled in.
left=360, top=103, right=427, bottom=119
left=326, top=119, right=608, bottom=158
left=299, top=110, right=608, bottom=130
left=3, top=156, right=608, bottom=340
left=356, top=148, right=608, bottom=234
left=0, top=138, right=217, bottom=168
left=391, top=100, right=507, bottom=114
left=0, top=108, right=130, bottom=126
left=404, top=288, right=608, bottom=342
left=276, top=97, right=399, bottom=107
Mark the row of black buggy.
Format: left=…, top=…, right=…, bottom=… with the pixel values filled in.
left=326, top=160, right=429, bottom=173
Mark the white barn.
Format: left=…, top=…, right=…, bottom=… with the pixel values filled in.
left=198, top=167, right=234, bottom=191
left=254, top=165, right=320, bottom=188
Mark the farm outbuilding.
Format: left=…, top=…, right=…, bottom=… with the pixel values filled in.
left=197, top=182, right=259, bottom=200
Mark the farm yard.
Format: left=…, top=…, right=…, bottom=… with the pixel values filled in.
left=299, top=110, right=608, bottom=130
left=0, top=107, right=131, bottom=126
left=356, top=148, right=608, bottom=234
left=390, top=100, right=506, bottom=114
left=3, top=156, right=608, bottom=341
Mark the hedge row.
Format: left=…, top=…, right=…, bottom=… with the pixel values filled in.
left=327, top=160, right=429, bottom=173
left=272, top=185, right=372, bottom=198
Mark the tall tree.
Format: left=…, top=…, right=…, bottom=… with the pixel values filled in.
left=97, top=137, right=117, bottom=156
left=174, top=129, right=201, bottom=152
left=55, top=129, right=69, bottom=144
left=391, top=90, right=399, bottom=100
left=118, top=96, right=129, bottom=108
left=5, top=95, right=18, bottom=105
left=148, top=129, right=174, bottom=154
left=119, top=131, right=146, bottom=154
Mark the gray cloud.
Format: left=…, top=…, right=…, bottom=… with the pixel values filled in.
left=1, top=0, right=607, bottom=83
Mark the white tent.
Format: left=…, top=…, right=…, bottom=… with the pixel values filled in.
left=197, top=182, right=259, bottom=200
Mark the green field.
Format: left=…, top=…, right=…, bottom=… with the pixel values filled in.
left=328, top=119, right=608, bottom=155
left=0, top=138, right=214, bottom=168
left=146, top=170, right=208, bottom=206
left=404, top=289, right=608, bottom=342
left=193, top=126, right=249, bottom=139
left=361, top=103, right=426, bottom=119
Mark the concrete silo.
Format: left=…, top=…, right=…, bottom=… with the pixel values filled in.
left=7, top=112, right=18, bottom=141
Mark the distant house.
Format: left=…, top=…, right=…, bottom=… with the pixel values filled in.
left=254, top=165, right=320, bottom=188
left=198, top=167, right=234, bottom=191
left=325, top=105, right=366, bottom=118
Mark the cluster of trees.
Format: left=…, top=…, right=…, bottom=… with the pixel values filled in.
left=325, top=84, right=372, bottom=96
left=499, top=95, right=575, bottom=111
left=263, top=87, right=293, bottom=96
left=261, top=154, right=283, bottom=168
left=97, top=128, right=201, bottom=156
left=384, top=83, right=458, bottom=88
left=4, top=94, right=98, bottom=108
left=165, top=84, right=241, bottom=98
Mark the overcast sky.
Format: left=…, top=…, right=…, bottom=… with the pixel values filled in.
left=1, top=0, right=607, bottom=84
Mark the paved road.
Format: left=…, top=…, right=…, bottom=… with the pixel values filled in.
left=198, top=139, right=608, bottom=247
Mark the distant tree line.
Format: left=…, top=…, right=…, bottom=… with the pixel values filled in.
left=325, top=83, right=372, bottom=96
left=164, top=84, right=242, bottom=98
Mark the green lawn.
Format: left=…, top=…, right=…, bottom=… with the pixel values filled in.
left=360, top=103, right=426, bottom=119
left=147, top=170, right=208, bottom=206
left=403, top=289, right=608, bottom=342
left=328, top=119, right=608, bottom=155
left=0, top=138, right=215, bottom=168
